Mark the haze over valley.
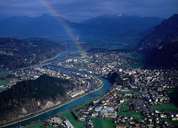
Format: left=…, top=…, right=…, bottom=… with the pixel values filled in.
left=0, top=0, right=178, bottom=128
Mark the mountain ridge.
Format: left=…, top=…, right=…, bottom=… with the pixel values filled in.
left=139, top=14, right=178, bottom=68
left=0, top=15, right=163, bottom=49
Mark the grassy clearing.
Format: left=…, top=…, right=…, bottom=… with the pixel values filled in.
left=170, top=120, right=178, bottom=126
left=62, top=111, right=84, bottom=128
left=117, top=102, right=143, bottom=121
left=0, top=80, right=8, bottom=86
left=92, top=118, right=116, bottom=128
left=162, top=119, right=178, bottom=127
left=153, top=103, right=178, bottom=112
left=0, top=71, right=8, bottom=86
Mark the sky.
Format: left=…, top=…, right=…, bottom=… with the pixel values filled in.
left=0, top=0, right=178, bottom=21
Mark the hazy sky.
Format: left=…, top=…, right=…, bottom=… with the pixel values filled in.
left=0, top=0, right=178, bottom=21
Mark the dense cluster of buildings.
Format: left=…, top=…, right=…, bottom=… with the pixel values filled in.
left=46, top=116, right=74, bottom=128
left=74, top=69, right=178, bottom=128
left=57, top=52, right=134, bottom=76
left=1, top=51, right=178, bottom=128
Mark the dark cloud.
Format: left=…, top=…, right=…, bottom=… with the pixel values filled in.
left=0, top=0, right=177, bottom=21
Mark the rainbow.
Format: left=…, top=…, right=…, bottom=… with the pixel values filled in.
left=42, top=0, right=87, bottom=58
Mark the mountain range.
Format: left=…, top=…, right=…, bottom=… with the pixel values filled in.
left=75, top=15, right=162, bottom=49
left=139, top=14, right=178, bottom=68
left=0, top=15, right=163, bottom=50
left=1, top=14, right=178, bottom=68
left=0, top=15, right=70, bottom=40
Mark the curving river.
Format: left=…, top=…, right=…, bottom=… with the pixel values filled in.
left=1, top=50, right=112, bottom=128
left=3, top=78, right=111, bottom=128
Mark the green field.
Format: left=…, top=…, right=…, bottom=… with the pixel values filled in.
left=170, top=120, right=178, bottom=126
left=117, top=102, right=143, bottom=121
left=0, top=80, right=8, bottom=86
left=92, top=118, right=116, bottom=128
left=62, top=111, right=84, bottom=128
left=0, top=71, right=8, bottom=87
left=153, top=103, right=178, bottom=112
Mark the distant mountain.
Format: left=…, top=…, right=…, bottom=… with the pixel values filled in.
left=76, top=15, right=163, bottom=50
left=0, top=37, right=64, bottom=69
left=139, top=14, right=178, bottom=68
left=0, top=15, right=71, bottom=40
left=0, top=15, right=163, bottom=50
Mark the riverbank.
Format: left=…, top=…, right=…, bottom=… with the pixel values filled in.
left=0, top=78, right=105, bottom=128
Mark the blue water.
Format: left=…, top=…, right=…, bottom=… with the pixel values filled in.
left=4, top=49, right=112, bottom=128
left=7, top=78, right=111, bottom=128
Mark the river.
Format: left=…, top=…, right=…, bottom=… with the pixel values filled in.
left=2, top=49, right=112, bottom=128
left=4, top=78, right=111, bottom=128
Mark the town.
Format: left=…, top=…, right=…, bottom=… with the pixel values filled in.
left=1, top=51, right=178, bottom=128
